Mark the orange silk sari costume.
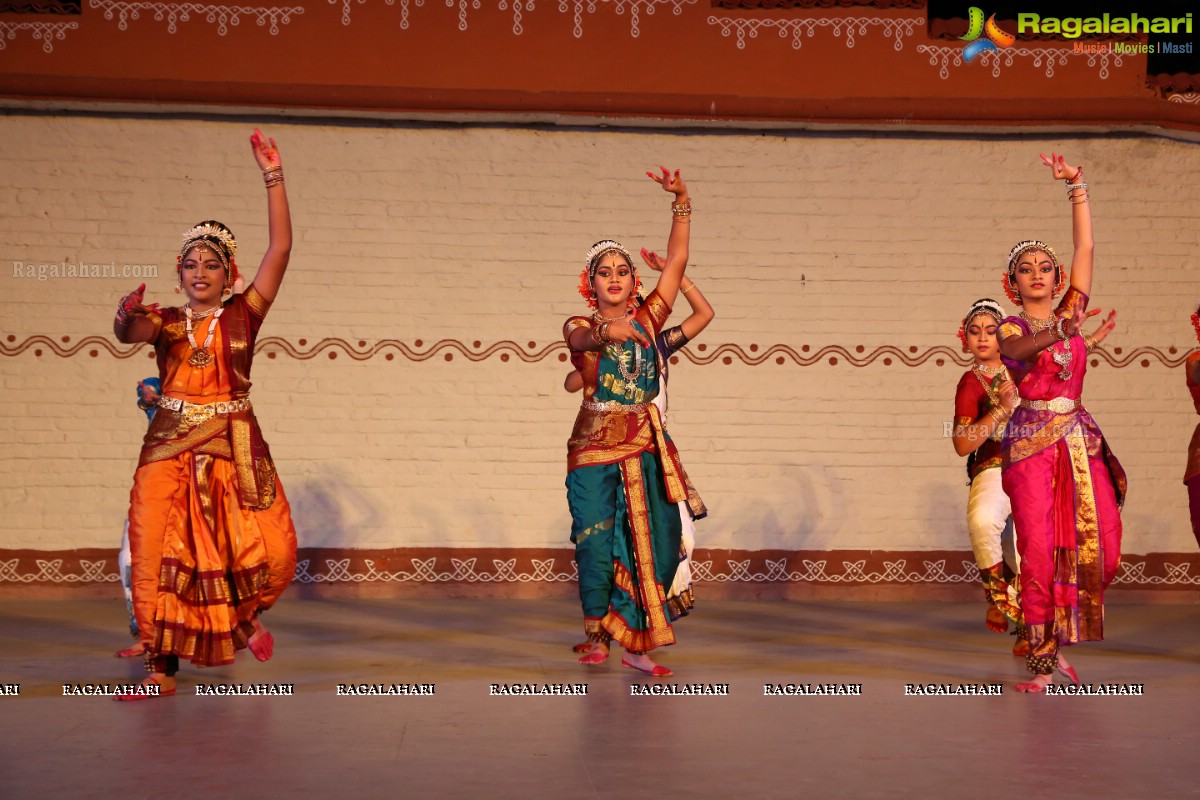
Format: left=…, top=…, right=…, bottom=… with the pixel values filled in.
left=128, top=286, right=296, bottom=668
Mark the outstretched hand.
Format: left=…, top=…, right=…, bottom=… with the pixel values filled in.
left=1086, top=309, right=1117, bottom=346
left=120, top=283, right=159, bottom=316
left=251, top=128, right=282, bottom=171
left=641, top=248, right=667, bottom=272
left=646, top=166, right=687, bottom=198
left=1040, top=152, right=1080, bottom=182
left=1062, top=307, right=1101, bottom=339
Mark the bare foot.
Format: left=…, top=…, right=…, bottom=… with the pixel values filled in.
left=113, top=673, right=176, bottom=701
left=114, top=643, right=145, bottom=658
left=985, top=606, right=1009, bottom=634
left=572, top=641, right=592, bottom=654
left=578, top=642, right=609, bottom=666
left=247, top=616, right=274, bottom=662
left=1056, top=652, right=1079, bottom=684
left=621, top=652, right=672, bottom=677
left=1015, top=673, right=1052, bottom=693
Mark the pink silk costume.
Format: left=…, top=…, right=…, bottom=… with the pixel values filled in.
left=127, top=286, right=297, bottom=668
left=998, top=287, right=1126, bottom=671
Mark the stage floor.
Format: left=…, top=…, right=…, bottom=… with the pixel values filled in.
left=1, top=598, right=1197, bottom=799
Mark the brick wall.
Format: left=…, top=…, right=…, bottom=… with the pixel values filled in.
left=2, top=115, right=1197, bottom=573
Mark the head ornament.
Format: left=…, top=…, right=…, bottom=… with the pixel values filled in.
left=1002, top=240, right=1063, bottom=306
left=578, top=240, right=639, bottom=309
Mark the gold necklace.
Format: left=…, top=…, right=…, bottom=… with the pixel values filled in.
left=593, top=311, right=627, bottom=323
left=973, top=363, right=1004, bottom=377
left=1019, top=311, right=1054, bottom=332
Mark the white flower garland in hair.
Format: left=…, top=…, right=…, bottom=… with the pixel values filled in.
left=966, top=298, right=1006, bottom=322
left=584, top=240, right=633, bottom=275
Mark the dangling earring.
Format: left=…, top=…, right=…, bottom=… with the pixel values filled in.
left=174, top=283, right=182, bottom=294
left=222, top=285, right=232, bottom=297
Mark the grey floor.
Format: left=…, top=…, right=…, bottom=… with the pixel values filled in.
left=1, top=597, right=1197, bottom=799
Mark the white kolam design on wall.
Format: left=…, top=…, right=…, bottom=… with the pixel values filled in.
left=0, top=21, right=78, bottom=53
left=88, top=0, right=303, bottom=35
left=917, top=44, right=1127, bottom=80
left=706, top=15, right=921, bottom=51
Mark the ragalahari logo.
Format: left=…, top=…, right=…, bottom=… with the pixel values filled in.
left=960, top=7, right=1017, bottom=62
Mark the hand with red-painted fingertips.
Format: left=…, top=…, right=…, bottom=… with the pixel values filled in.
left=119, top=283, right=159, bottom=316
left=606, top=316, right=652, bottom=349
left=1063, top=307, right=1101, bottom=339
left=137, top=379, right=159, bottom=407
left=1088, top=309, right=1117, bottom=346
left=250, top=128, right=282, bottom=172
left=641, top=247, right=667, bottom=273
left=1039, top=151, right=1081, bottom=183
left=646, top=165, right=688, bottom=201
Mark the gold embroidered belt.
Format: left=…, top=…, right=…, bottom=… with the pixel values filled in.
left=582, top=400, right=649, bottom=413
left=157, top=396, right=252, bottom=427
left=1020, top=397, right=1082, bottom=413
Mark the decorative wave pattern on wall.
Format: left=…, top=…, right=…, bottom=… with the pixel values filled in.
left=2, top=333, right=1193, bottom=369
left=3, top=550, right=1198, bottom=587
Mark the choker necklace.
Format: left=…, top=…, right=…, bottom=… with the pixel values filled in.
left=186, top=303, right=222, bottom=320
left=185, top=304, right=224, bottom=368
left=593, top=311, right=627, bottom=323
left=1019, top=311, right=1054, bottom=332
left=973, top=363, right=1004, bottom=377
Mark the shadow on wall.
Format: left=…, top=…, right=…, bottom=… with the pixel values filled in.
left=713, top=463, right=840, bottom=551
left=284, top=464, right=386, bottom=549
left=921, top=478, right=967, bottom=552
left=281, top=461, right=570, bottom=550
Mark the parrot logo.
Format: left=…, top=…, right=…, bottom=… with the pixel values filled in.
left=960, top=7, right=1017, bottom=62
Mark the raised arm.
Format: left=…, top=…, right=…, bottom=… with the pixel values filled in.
left=644, top=166, right=690, bottom=309
left=247, top=129, right=292, bottom=303
left=641, top=249, right=713, bottom=340
left=1041, top=152, right=1093, bottom=297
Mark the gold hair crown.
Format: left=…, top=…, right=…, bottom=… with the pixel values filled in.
left=180, top=222, right=238, bottom=259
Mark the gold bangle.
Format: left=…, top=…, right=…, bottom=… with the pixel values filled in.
left=681, top=283, right=695, bottom=294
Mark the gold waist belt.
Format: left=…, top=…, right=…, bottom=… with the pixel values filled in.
left=1020, top=397, right=1082, bottom=413
left=582, top=400, right=649, bottom=413
left=158, top=396, right=251, bottom=426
